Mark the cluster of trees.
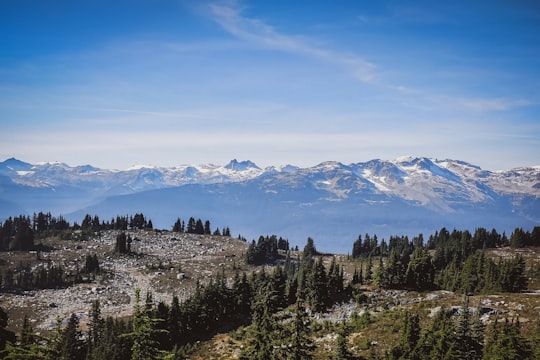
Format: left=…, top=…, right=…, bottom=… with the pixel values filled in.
left=172, top=217, right=231, bottom=237
left=0, top=212, right=235, bottom=253
left=81, top=213, right=153, bottom=232
left=353, top=227, right=540, bottom=261
left=351, top=227, right=537, bottom=293
left=114, top=232, right=133, bottom=254
left=389, top=297, right=539, bottom=360
left=437, top=251, right=528, bottom=293
left=245, top=235, right=289, bottom=265
left=1, top=262, right=66, bottom=291
left=0, top=216, right=34, bottom=251
left=0, top=254, right=101, bottom=292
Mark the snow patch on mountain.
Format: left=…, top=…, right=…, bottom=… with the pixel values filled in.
left=1, top=156, right=538, bottom=252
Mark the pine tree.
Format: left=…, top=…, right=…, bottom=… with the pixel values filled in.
left=307, top=257, right=328, bottom=312
left=303, top=237, right=318, bottom=258
left=374, top=255, right=387, bottom=288
left=168, top=296, right=182, bottom=347
left=61, top=313, right=85, bottom=360
left=405, top=248, right=434, bottom=290
left=44, top=317, right=63, bottom=360
left=86, top=300, right=105, bottom=360
left=365, top=256, right=373, bottom=284
left=289, top=299, right=314, bottom=360
left=415, top=308, right=459, bottom=360
left=483, top=317, right=533, bottom=360
left=391, top=312, right=420, bottom=359
left=127, top=288, right=165, bottom=360
left=455, top=296, right=483, bottom=360
left=239, top=284, right=280, bottom=360
left=334, top=327, right=353, bottom=360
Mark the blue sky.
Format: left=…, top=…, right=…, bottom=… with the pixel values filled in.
left=1, top=0, right=539, bottom=170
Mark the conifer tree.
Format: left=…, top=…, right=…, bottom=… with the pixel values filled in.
left=168, top=296, right=182, bottom=347
left=61, top=313, right=85, bottom=360
left=307, top=257, right=328, bottom=312
left=289, top=298, right=314, bottom=360
left=303, top=237, right=318, bottom=258
left=44, top=317, right=63, bottom=360
left=455, top=296, right=483, bottom=360
left=391, top=312, right=420, bottom=359
left=483, top=317, right=533, bottom=360
left=127, top=288, right=165, bottom=360
left=86, top=300, right=104, bottom=360
left=334, top=327, right=353, bottom=360
left=240, top=284, right=280, bottom=360
left=415, top=308, right=458, bottom=360
left=365, top=256, right=373, bottom=284
left=405, top=248, right=435, bottom=290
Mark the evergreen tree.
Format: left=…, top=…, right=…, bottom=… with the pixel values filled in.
left=365, top=256, right=373, bottom=284
left=115, top=232, right=128, bottom=254
left=172, top=218, right=184, bottom=233
left=307, top=257, right=328, bottom=312
left=303, top=237, right=318, bottom=258
left=455, top=296, right=483, bottom=360
left=374, top=255, right=387, bottom=288
left=415, top=308, right=458, bottom=360
left=391, top=312, right=421, bottom=359
left=334, top=327, right=353, bottom=360
left=0, top=307, right=16, bottom=356
left=240, top=284, right=280, bottom=360
left=289, top=299, right=314, bottom=360
left=405, top=248, right=434, bottom=290
left=44, top=317, right=63, bottom=360
left=86, top=300, right=105, bottom=360
left=483, top=317, right=533, bottom=360
left=127, top=289, right=165, bottom=360
left=168, top=296, right=182, bottom=347
left=327, top=257, right=344, bottom=304
left=61, top=313, right=85, bottom=360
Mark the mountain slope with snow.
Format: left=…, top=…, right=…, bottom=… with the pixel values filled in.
left=0, top=157, right=538, bottom=252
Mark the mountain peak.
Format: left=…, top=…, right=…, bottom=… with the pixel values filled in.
left=224, top=159, right=260, bottom=171
left=0, top=158, right=33, bottom=172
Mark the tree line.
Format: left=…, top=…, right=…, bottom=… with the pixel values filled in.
left=0, top=212, right=233, bottom=252
left=351, top=227, right=538, bottom=294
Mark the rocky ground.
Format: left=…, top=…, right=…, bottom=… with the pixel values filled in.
left=0, top=230, right=249, bottom=334
left=2, top=233, right=539, bottom=356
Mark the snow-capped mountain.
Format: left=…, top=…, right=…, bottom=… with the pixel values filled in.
left=1, top=157, right=538, bottom=252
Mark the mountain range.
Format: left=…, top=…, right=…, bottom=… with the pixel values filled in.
left=1, top=157, right=539, bottom=252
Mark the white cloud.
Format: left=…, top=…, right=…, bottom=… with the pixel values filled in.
left=459, top=98, right=532, bottom=112
left=207, top=1, right=377, bottom=83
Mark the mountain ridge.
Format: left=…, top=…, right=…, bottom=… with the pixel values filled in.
left=1, top=157, right=538, bottom=252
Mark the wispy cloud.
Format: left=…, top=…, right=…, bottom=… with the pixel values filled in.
left=207, top=1, right=377, bottom=83
left=459, top=98, right=532, bottom=112
left=424, top=95, right=533, bottom=112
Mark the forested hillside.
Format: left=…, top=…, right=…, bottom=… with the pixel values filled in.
left=0, top=212, right=539, bottom=359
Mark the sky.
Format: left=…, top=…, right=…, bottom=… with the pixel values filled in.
left=1, top=0, right=539, bottom=171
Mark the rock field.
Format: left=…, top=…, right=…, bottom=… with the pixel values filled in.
left=0, top=230, right=249, bottom=333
